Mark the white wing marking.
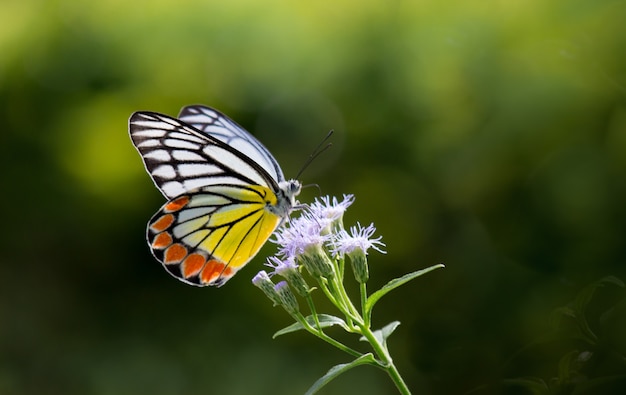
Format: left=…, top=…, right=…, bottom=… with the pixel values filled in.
left=172, top=150, right=204, bottom=161
left=164, top=139, right=200, bottom=150
left=160, top=182, right=185, bottom=197
left=133, top=129, right=166, bottom=138
left=144, top=150, right=171, bottom=161
left=178, top=163, right=221, bottom=177
left=152, top=165, right=176, bottom=179
left=136, top=140, right=160, bottom=148
left=178, top=105, right=285, bottom=183
left=173, top=216, right=209, bottom=238
left=201, top=145, right=267, bottom=186
left=177, top=207, right=217, bottom=223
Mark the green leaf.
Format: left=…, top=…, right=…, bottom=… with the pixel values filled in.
left=273, top=314, right=349, bottom=338
left=360, top=321, right=400, bottom=347
left=365, top=264, right=444, bottom=317
left=304, top=353, right=378, bottom=395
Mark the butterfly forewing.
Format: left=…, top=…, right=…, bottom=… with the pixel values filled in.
left=178, top=105, right=285, bottom=183
left=130, top=111, right=274, bottom=199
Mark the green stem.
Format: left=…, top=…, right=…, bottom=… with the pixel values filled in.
left=317, top=277, right=341, bottom=307
left=304, top=293, right=322, bottom=331
left=326, top=266, right=410, bottom=394
left=359, top=282, right=369, bottom=326
left=319, top=277, right=359, bottom=328
left=294, top=313, right=362, bottom=358
left=359, top=325, right=411, bottom=395
left=329, top=261, right=361, bottom=322
left=337, top=256, right=345, bottom=281
left=321, top=262, right=410, bottom=393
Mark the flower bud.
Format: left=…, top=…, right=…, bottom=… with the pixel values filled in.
left=348, top=249, right=369, bottom=283
left=299, top=244, right=334, bottom=278
left=252, top=271, right=281, bottom=306
left=280, top=267, right=310, bottom=297
left=268, top=256, right=311, bottom=297
left=274, top=281, right=299, bottom=315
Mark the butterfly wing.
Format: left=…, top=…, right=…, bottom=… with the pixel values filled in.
left=129, top=111, right=279, bottom=199
left=147, top=185, right=283, bottom=287
left=129, top=111, right=289, bottom=286
left=178, top=105, right=285, bottom=183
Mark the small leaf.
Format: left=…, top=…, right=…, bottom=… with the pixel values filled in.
left=366, top=264, right=444, bottom=316
left=305, top=353, right=378, bottom=395
left=273, top=314, right=349, bottom=338
left=360, top=321, right=401, bottom=347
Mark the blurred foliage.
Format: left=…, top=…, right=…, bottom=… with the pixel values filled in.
left=1, top=0, right=626, bottom=394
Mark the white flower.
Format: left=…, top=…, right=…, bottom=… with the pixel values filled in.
left=331, top=222, right=386, bottom=257
left=308, top=194, right=354, bottom=222
left=272, top=213, right=330, bottom=258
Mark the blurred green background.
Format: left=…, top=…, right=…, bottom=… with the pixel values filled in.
left=2, top=0, right=626, bottom=394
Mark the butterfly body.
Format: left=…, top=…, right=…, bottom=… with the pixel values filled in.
left=129, top=105, right=300, bottom=287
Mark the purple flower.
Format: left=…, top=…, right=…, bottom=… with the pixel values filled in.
left=308, top=195, right=355, bottom=233
left=252, top=270, right=273, bottom=286
left=266, top=255, right=298, bottom=277
left=308, top=194, right=354, bottom=220
left=331, top=222, right=386, bottom=257
left=266, top=255, right=311, bottom=296
left=252, top=270, right=281, bottom=305
left=274, top=280, right=290, bottom=292
left=272, top=213, right=330, bottom=258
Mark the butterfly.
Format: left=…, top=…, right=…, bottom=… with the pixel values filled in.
left=129, top=105, right=301, bottom=287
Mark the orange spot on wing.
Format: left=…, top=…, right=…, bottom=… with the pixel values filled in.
left=164, top=196, right=190, bottom=212
left=152, top=232, right=173, bottom=249
left=164, top=243, right=187, bottom=264
left=182, top=254, right=206, bottom=278
left=200, top=259, right=226, bottom=285
left=150, top=214, right=175, bottom=232
left=214, top=266, right=236, bottom=287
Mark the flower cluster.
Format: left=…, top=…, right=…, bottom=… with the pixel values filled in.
left=253, top=194, right=386, bottom=311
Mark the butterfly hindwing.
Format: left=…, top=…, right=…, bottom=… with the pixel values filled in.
left=147, top=184, right=283, bottom=287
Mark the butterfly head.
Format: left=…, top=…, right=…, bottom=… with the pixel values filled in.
left=283, top=179, right=302, bottom=199
left=271, top=179, right=301, bottom=218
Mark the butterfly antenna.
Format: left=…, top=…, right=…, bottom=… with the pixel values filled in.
left=302, top=183, right=323, bottom=195
left=296, top=130, right=334, bottom=179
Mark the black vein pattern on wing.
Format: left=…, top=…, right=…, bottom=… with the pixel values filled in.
left=176, top=185, right=267, bottom=236
left=171, top=183, right=270, bottom=268
left=130, top=112, right=279, bottom=198
left=178, top=105, right=284, bottom=183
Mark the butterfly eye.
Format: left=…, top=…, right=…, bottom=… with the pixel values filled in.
left=290, top=181, right=302, bottom=194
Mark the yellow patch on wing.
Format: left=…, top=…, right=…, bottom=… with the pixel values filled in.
left=198, top=207, right=281, bottom=270
left=147, top=185, right=284, bottom=286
